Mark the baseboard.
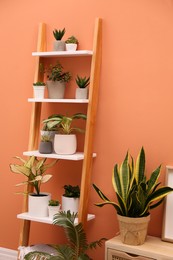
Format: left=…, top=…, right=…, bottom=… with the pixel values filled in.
left=0, top=247, right=17, bottom=260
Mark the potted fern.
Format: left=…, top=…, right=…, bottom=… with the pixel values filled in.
left=65, top=35, right=78, bottom=51
left=10, top=156, right=57, bottom=217
left=62, top=185, right=80, bottom=213
left=93, top=147, right=173, bottom=245
left=53, top=28, right=66, bottom=51
left=75, top=75, right=90, bottom=99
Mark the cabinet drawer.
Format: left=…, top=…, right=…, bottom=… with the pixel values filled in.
left=107, top=248, right=155, bottom=260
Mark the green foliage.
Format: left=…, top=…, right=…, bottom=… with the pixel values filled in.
left=65, top=36, right=78, bottom=44
left=75, top=76, right=90, bottom=89
left=63, top=185, right=80, bottom=198
left=24, top=211, right=106, bottom=260
left=10, top=156, right=57, bottom=195
left=93, top=147, right=173, bottom=217
left=53, top=28, right=65, bottom=40
left=41, top=134, right=52, bottom=142
left=46, top=61, right=71, bottom=83
left=49, top=199, right=60, bottom=206
left=42, top=113, right=87, bottom=134
left=33, top=82, right=46, bottom=86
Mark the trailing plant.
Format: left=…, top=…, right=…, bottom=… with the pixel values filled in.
left=75, top=75, right=90, bottom=89
left=46, top=61, right=71, bottom=83
left=93, top=147, right=173, bottom=218
left=49, top=199, right=60, bottom=206
left=63, top=185, right=80, bottom=198
left=53, top=28, right=65, bottom=40
left=65, top=35, right=78, bottom=44
left=33, top=82, right=46, bottom=86
left=42, top=113, right=87, bottom=135
left=10, top=156, right=57, bottom=196
left=24, top=211, right=106, bottom=260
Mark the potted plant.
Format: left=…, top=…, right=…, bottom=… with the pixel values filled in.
left=62, top=185, right=80, bottom=213
left=65, top=35, right=79, bottom=51
left=42, top=113, right=87, bottom=154
left=33, top=81, right=46, bottom=99
left=23, top=211, right=106, bottom=260
left=75, top=75, right=90, bottom=99
left=48, top=199, right=61, bottom=219
left=10, top=156, right=57, bottom=217
left=53, top=28, right=66, bottom=51
left=39, top=133, right=53, bottom=154
left=45, top=61, right=71, bottom=99
left=93, top=147, right=173, bottom=246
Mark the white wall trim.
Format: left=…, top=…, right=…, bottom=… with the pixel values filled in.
left=0, top=247, right=17, bottom=260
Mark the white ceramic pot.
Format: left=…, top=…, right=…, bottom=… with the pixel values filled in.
left=53, top=40, right=65, bottom=51
left=28, top=192, right=51, bottom=217
left=33, top=85, right=45, bottom=99
left=48, top=205, right=61, bottom=219
left=66, top=43, right=77, bottom=51
left=62, top=196, right=79, bottom=213
left=75, top=88, right=88, bottom=99
left=47, top=81, right=65, bottom=99
left=54, top=134, right=77, bottom=155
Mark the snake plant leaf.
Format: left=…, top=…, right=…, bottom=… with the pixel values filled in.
left=119, top=152, right=130, bottom=202
left=112, top=164, right=122, bottom=197
left=92, top=184, right=110, bottom=201
left=147, top=186, right=173, bottom=205
left=147, top=165, right=161, bottom=194
left=134, top=147, right=145, bottom=184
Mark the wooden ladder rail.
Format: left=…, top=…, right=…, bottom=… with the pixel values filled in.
left=18, top=23, right=46, bottom=253
left=78, top=17, right=102, bottom=226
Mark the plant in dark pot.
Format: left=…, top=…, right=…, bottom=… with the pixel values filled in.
left=45, top=61, right=71, bottom=99
left=42, top=112, right=87, bottom=155
left=39, top=133, right=53, bottom=154
left=10, top=156, right=57, bottom=217
left=53, top=27, right=66, bottom=51
left=62, top=185, right=80, bottom=213
left=93, top=147, right=173, bottom=245
left=65, top=35, right=79, bottom=51
left=75, top=75, right=90, bottom=99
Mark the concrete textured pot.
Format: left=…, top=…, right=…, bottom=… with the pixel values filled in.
left=53, top=40, right=65, bottom=51
left=75, top=87, right=88, bottom=99
left=117, top=214, right=150, bottom=245
left=47, top=81, right=65, bottom=99
left=39, top=141, right=53, bottom=154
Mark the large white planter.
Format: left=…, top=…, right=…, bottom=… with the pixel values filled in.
left=33, top=85, right=45, bottom=99
left=28, top=193, right=51, bottom=217
left=48, top=205, right=61, bottom=219
left=62, top=196, right=79, bottom=214
left=75, top=88, right=88, bottom=99
left=47, top=81, right=66, bottom=99
left=66, top=43, right=77, bottom=51
left=54, top=134, right=77, bottom=155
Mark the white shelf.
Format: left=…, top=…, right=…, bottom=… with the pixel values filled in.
left=17, top=212, right=95, bottom=225
left=32, top=50, right=93, bottom=57
left=28, top=98, right=89, bottom=103
left=23, top=150, right=97, bottom=160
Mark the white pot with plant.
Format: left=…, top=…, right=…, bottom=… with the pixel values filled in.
left=44, top=61, right=71, bottom=99
left=65, top=35, right=78, bottom=51
left=10, top=156, right=57, bottom=217
left=33, top=81, right=45, bottom=99
left=62, top=185, right=80, bottom=213
left=53, top=28, right=66, bottom=51
left=75, top=75, right=90, bottom=99
left=93, top=147, right=173, bottom=246
left=42, top=113, right=87, bottom=155
left=48, top=199, right=61, bottom=219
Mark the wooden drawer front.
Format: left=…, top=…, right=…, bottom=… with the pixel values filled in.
left=107, top=248, right=155, bottom=260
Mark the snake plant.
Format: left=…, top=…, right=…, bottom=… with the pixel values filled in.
left=24, top=211, right=106, bottom=260
left=93, top=147, right=173, bottom=217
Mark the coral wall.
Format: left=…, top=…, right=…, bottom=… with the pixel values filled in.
left=1, top=0, right=173, bottom=259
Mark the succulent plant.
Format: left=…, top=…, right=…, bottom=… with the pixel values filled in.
left=33, top=82, right=45, bottom=86
left=53, top=28, right=65, bottom=40
left=65, top=35, right=78, bottom=44
left=75, top=75, right=90, bottom=88
left=48, top=199, right=60, bottom=206
left=63, top=185, right=80, bottom=198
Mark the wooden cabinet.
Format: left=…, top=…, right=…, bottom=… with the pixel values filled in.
left=105, top=236, right=173, bottom=260
left=17, top=17, right=102, bottom=250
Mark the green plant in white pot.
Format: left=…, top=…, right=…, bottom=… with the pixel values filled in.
left=75, top=75, right=90, bottom=99
left=48, top=199, right=61, bottom=219
left=65, top=35, right=79, bottom=51
left=62, top=185, right=80, bottom=214
left=93, top=147, right=173, bottom=245
left=10, top=156, right=57, bottom=217
left=45, top=61, right=71, bottom=99
left=42, top=113, right=87, bottom=155
left=33, top=81, right=46, bottom=99
left=53, top=27, right=66, bottom=51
